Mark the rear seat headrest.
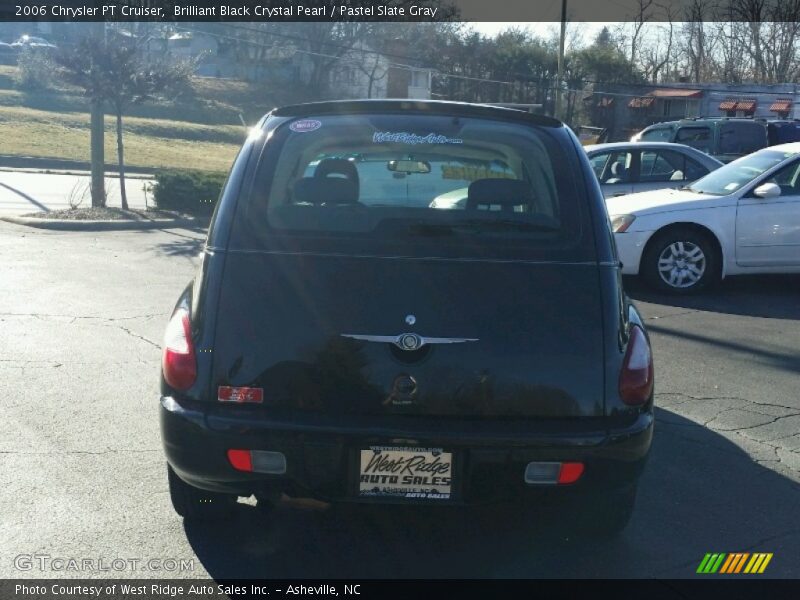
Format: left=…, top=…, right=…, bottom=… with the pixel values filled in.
left=292, top=177, right=359, bottom=205
left=313, top=158, right=360, bottom=199
left=466, top=178, right=533, bottom=210
left=315, top=158, right=359, bottom=181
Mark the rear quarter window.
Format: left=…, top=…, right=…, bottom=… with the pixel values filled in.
left=719, top=122, right=767, bottom=156
left=640, top=127, right=674, bottom=142
left=675, top=126, right=712, bottom=153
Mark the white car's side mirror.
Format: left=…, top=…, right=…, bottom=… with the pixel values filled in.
left=753, top=182, right=781, bottom=199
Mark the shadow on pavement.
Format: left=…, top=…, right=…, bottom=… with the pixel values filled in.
left=154, top=237, right=205, bottom=258
left=0, top=181, right=50, bottom=212
left=135, top=226, right=208, bottom=258
left=623, top=274, right=800, bottom=320
left=182, top=408, right=800, bottom=579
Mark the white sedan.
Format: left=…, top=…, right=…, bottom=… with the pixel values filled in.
left=585, top=141, right=723, bottom=199
left=607, top=143, right=800, bottom=293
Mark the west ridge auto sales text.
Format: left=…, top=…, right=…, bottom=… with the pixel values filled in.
left=175, top=5, right=439, bottom=18
left=16, top=584, right=352, bottom=596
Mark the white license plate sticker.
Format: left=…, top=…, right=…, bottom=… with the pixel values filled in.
left=359, top=446, right=453, bottom=500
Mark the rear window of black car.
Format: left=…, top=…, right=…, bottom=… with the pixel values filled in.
left=232, top=112, right=592, bottom=259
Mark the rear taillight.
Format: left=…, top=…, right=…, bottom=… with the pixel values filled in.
left=162, top=308, right=196, bottom=391
left=524, top=461, right=585, bottom=485
left=227, top=449, right=253, bottom=472
left=619, top=325, right=654, bottom=405
left=557, top=462, right=585, bottom=484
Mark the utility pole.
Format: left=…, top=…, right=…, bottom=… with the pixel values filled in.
left=90, top=14, right=105, bottom=207
left=555, top=0, right=567, bottom=121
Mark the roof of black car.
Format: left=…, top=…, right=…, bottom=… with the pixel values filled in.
left=268, top=99, right=562, bottom=128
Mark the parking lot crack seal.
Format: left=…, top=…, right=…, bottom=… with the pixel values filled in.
left=720, top=412, right=800, bottom=431
left=108, top=324, right=160, bottom=349
left=706, top=411, right=800, bottom=432
left=0, top=311, right=167, bottom=322
left=659, top=391, right=800, bottom=413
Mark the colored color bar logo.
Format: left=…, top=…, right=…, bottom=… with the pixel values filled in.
left=697, top=553, right=773, bottom=574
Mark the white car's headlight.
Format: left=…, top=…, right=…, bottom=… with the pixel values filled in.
left=610, top=214, right=636, bottom=233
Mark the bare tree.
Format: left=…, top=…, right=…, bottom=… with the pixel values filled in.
left=760, top=1, right=800, bottom=82
left=639, top=3, right=675, bottom=83
left=731, top=0, right=770, bottom=81
left=713, top=19, right=750, bottom=83
left=57, top=32, right=195, bottom=210
left=681, top=0, right=719, bottom=82
left=355, top=49, right=389, bottom=99
left=614, top=0, right=656, bottom=66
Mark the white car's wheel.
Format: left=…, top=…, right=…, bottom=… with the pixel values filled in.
left=642, top=228, right=720, bottom=294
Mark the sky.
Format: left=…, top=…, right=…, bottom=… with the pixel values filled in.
left=471, top=22, right=611, bottom=41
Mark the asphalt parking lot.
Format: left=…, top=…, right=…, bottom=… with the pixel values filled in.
left=0, top=220, right=798, bottom=579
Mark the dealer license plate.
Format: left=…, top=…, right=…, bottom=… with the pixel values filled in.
left=358, top=446, right=453, bottom=500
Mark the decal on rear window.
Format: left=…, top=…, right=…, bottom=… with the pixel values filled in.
left=372, top=131, right=463, bottom=145
left=441, top=165, right=516, bottom=181
left=289, top=119, right=322, bottom=133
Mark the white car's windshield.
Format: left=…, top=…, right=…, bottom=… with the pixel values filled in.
left=686, top=149, right=796, bottom=196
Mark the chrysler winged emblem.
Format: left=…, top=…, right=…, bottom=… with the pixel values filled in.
left=340, top=332, right=478, bottom=351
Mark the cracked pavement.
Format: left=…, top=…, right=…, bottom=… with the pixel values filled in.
left=0, top=220, right=798, bottom=579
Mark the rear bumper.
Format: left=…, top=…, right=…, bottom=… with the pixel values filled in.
left=160, top=396, right=653, bottom=505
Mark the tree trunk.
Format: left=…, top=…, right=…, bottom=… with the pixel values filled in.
left=90, top=99, right=105, bottom=207
left=116, top=111, right=128, bottom=211
left=89, top=20, right=105, bottom=208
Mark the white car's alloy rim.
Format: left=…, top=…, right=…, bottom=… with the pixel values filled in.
left=657, top=241, right=706, bottom=288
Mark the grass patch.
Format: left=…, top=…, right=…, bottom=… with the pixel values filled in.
left=0, top=65, right=290, bottom=172
left=0, top=88, right=246, bottom=125
left=0, top=106, right=240, bottom=172
left=0, top=104, right=246, bottom=143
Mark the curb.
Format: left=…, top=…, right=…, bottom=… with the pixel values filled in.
left=0, top=154, right=158, bottom=176
left=0, top=166, right=154, bottom=179
left=0, top=215, right=206, bottom=231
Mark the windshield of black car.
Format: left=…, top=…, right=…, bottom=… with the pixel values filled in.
left=251, top=114, right=578, bottom=240
left=687, top=149, right=796, bottom=196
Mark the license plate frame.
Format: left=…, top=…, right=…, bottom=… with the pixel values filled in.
left=355, top=446, right=455, bottom=501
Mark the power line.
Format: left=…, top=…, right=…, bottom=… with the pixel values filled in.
left=194, top=22, right=440, bottom=64
left=189, top=23, right=800, bottom=95
left=189, top=22, right=521, bottom=85
left=158, top=24, right=800, bottom=98
left=175, top=24, right=515, bottom=86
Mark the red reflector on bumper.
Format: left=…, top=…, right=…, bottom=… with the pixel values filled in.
left=558, top=462, right=584, bottom=484
left=227, top=449, right=252, bottom=472
left=218, top=386, right=264, bottom=403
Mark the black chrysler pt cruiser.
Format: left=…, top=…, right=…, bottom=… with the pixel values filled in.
left=160, top=100, right=654, bottom=536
